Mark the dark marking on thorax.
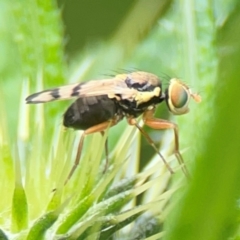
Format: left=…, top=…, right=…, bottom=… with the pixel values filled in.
left=117, top=94, right=165, bottom=117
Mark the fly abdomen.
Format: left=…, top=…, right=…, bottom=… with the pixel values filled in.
left=63, top=95, right=118, bottom=130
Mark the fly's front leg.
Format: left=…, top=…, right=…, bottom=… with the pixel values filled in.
left=127, top=117, right=174, bottom=175
left=142, top=109, right=190, bottom=179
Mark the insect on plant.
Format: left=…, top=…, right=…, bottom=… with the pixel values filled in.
left=26, top=71, right=201, bottom=184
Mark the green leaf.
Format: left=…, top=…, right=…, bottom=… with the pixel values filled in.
left=164, top=1, right=240, bottom=240
left=27, top=199, right=69, bottom=240
left=11, top=149, right=28, bottom=233
left=0, top=229, right=9, bottom=240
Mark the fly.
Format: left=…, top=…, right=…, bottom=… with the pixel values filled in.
left=26, top=71, right=201, bottom=183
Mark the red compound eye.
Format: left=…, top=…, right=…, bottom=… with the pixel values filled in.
left=166, top=79, right=190, bottom=115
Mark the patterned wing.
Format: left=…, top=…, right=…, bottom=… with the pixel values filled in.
left=25, top=74, right=140, bottom=104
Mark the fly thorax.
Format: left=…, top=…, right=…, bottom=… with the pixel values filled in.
left=134, top=87, right=161, bottom=106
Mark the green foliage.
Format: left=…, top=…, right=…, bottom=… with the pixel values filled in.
left=0, top=0, right=240, bottom=239
left=164, top=2, right=240, bottom=240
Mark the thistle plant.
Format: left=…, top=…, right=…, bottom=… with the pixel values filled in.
left=1, top=0, right=240, bottom=240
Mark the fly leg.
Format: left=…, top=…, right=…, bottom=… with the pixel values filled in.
left=65, top=119, right=117, bottom=185
left=100, top=131, right=109, bottom=173
left=142, top=108, right=190, bottom=179
left=127, top=117, right=174, bottom=175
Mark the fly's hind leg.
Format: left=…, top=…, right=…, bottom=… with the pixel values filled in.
left=141, top=108, right=190, bottom=179
left=100, top=131, right=109, bottom=173
left=65, top=120, right=117, bottom=185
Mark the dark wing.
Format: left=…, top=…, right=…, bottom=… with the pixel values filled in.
left=25, top=74, right=139, bottom=104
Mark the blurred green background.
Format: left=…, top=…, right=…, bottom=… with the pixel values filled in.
left=1, top=0, right=240, bottom=239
